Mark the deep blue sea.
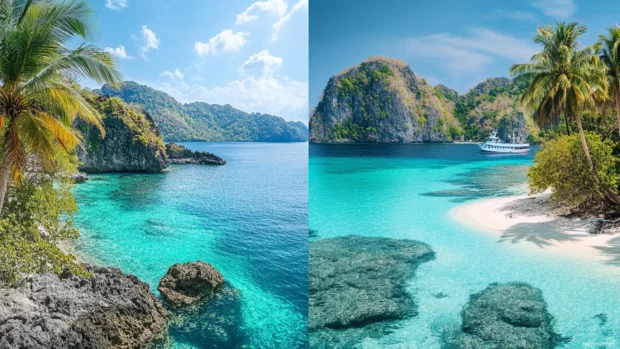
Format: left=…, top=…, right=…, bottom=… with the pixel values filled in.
left=71, top=142, right=308, bottom=348
left=310, top=143, right=620, bottom=348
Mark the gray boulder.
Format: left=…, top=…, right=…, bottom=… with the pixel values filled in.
left=158, top=261, right=224, bottom=308
left=309, top=235, right=435, bottom=348
left=0, top=265, right=167, bottom=349
left=445, top=282, right=566, bottom=349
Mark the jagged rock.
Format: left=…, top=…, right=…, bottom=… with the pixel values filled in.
left=76, top=95, right=168, bottom=173
left=158, top=261, right=225, bottom=308
left=166, top=143, right=226, bottom=165
left=72, top=172, right=89, bottom=183
left=444, top=282, right=566, bottom=349
left=0, top=265, right=167, bottom=349
left=309, top=235, right=435, bottom=348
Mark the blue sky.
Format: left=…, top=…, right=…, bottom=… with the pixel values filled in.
left=80, top=0, right=308, bottom=122
left=310, top=0, right=620, bottom=106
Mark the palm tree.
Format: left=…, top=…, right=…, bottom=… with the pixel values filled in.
left=598, top=26, right=620, bottom=138
left=0, top=0, right=121, bottom=214
left=511, top=22, right=620, bottom=205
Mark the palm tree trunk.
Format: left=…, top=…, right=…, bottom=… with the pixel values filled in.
left=0, top=146, right=12, bottom=215
left=565, top=117, right=571, bottom=136
left=575, top=112, right=620, bottom=205
left=615, top=89, right=620, bottom=138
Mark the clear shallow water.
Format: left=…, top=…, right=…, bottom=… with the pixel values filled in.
left=72, top=142, right=308, bottom=348
left=310, top=143, right=620, bottom=349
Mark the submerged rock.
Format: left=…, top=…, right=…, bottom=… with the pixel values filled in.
left=309, top=235, right=435, bottom=348
left=0, top=265, right=167, bottom=349
left=165, top=142, right=226, bottom=165
left=167, top=284, right=249, bottom=348
left=158, top=261, right=225, bottom=308
left=444, top=282, right=566, bottom=349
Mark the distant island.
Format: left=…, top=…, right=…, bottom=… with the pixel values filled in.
left=98, top=81, right=308, bottom=142
left=309, top=56, right=538, bottom=144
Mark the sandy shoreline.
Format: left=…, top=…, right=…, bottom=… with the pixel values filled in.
left=451, top=191, right=620, bottom=264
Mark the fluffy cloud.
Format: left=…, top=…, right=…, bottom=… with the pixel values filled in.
left=159, top=52, right=307, bottom=122
left=105, top=0, right=127, bottom=10
left=160, top=69, right=184, bottom=81
left=195, top=30, right=250, bottom=56
left=408, top=28, right=537, bottom=73
left=104, top=46, right=131, bottom=59
left=235, top=0, right=288, bottom=25
left=531, top=0, right=576, bottom=19
left=272, top=0, right=308, bottom=42
left=237, top=50, right=283, bottom=76
left=140, top=25, right=159, bottom=60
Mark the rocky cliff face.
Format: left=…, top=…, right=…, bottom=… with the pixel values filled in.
left=77, top=95, right=168, bottom=173
left=166, top=143, right=226, bottom=165
left=0, top=265, right=167, bottom=349
left=310, top=57, right=460, bottom=143
left=310, top=57, right=540, bottom=144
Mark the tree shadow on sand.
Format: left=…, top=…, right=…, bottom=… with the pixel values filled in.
left=495, top=196, right=591, bottom=248
left=593, top=236, right=620, bottom=266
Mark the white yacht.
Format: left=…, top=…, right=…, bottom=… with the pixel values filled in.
left=479, top=130, right=530, bottom=154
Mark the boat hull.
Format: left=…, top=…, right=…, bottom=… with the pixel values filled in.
left=480, top=149, right=529, bottom=154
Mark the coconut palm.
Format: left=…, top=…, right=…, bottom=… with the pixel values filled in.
left=598, top=26, right=620, bottom=138
left=511, top=22, right=620, bottom=204
left=0, top=0, right=121, bottom=214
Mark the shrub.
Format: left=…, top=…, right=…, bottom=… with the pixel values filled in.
left=528, top=133, right=619, bottom=207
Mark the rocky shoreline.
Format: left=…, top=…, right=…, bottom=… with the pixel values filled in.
left=0, top=261, right=227, bottom=349
left=165, top=143, right=226, bottom=166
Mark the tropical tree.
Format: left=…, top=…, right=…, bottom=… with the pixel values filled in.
left=0, top=0, right=121, bottom=214
left=598, top=26, right=620, bottom=138
left=510, top=22, right=620, bottom=205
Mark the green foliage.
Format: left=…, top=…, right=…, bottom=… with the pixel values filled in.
left=101, top=82, right=307, bottom=142
left=529, top=133, right=619, bottom=207
left=0, top=149, right=87, bottom=284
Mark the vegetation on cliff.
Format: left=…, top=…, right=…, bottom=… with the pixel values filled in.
left=310, top=57, right=539, bottom=143
left=101, top=81, right=308, bottom=142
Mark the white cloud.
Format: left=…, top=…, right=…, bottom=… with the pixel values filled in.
left=161, top=68, right=184, bottom=81
left=237, top=50, right=283, bottom=76
left=531, top=0, right=576, bottom=19
left=195, top=30, right=250, bottom=56
left=158, top=52, right=307, bottom=122
left=272, top=0, right=308, bottom=42
left=104, top=45, right=131, bottom=59
left=235, top=0, right=288, bottom=25
left=140, top=25, right=159, bottom=60
left=490, top=9, right=537, bottom=21
left=408, top=29, right=537, bottom=74
left=105, top=0, right=127, bottom=10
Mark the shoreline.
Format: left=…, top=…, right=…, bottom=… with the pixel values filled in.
left=450, top=191, right=620, bottom=264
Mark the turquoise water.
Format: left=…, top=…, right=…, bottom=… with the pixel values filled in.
left=310, top=143, right=620, bottom=349
left=72, top=142, right=308, bottom=348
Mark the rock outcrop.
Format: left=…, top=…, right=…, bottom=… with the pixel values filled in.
left=158, top=261, right=225, bottom=308
left=76, top=95, right=168, bottom=173
left=72, top=172, right=89, bottom=183
left=0, top=265, right=167, bottom=349
left=443, top=282, right=566, bottom=349
left=166, top=143, right=226, bottom=165
left=309, top=235, right=435, bottom=348
left=310, top=57, right=540, bottom=144
left=310, top=57, right=460, bottom=143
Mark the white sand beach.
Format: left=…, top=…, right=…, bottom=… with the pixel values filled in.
left=451, top=191, right=620, bottom=264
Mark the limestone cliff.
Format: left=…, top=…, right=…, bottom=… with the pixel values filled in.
left=76, top=95, right=168, bottom=173
left=310, top=57, right=540, bottom=143
left=310, top=57, right=461, bottom=143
